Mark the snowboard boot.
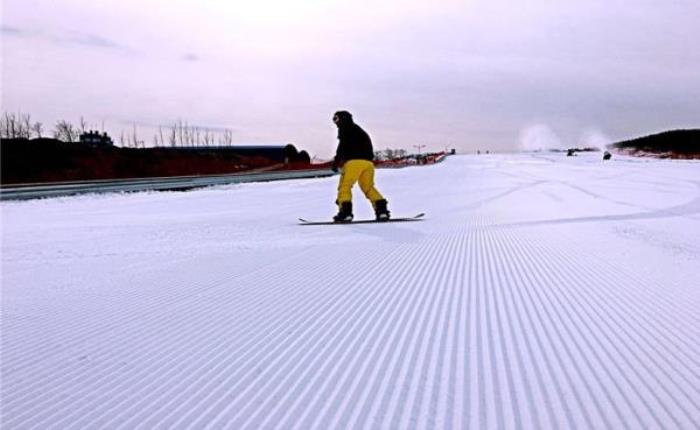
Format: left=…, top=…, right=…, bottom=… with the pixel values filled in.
left=333, top=201, right=354, bottom=223
left=374, top=199, right=390, bottom=221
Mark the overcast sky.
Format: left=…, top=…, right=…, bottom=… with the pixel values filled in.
left=2, top=0, right=699, bottom=157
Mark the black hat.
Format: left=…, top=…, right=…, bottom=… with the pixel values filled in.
left=333, top=111, right=353, bottom=125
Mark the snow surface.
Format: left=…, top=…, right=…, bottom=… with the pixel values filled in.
left=1, top=153, right=699, bottom=429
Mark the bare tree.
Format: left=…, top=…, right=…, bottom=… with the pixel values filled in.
left=186, top=123, right=195, bottom=147
left=221, top=129, right=233, bottom=146
left=168, top=124, right=177, bottom=147
left=203, top=130, right=213, bottom=146
left=158, top=126, right=165, bottom=148
left=177, top=120, right=185, bottom=147
left=0, top=113, right=7, bottom=138
left=1, top=112, right=15, bottom=138
left=7, top=112, right=20, bottom=138
left=1, top=112, right=25, bottom=138
left=32, top=122, right=44, bottom=138
left=131, top=124, right=142, bottom=148
left=185, top=124, right=192, bottom=146
left=185, top=122, right=194, bottom=146
left=11, top=114, right=18, bottom=138
left=79, top=116, right=87, bottom=134
left=54, top=120, right=79, bottom=142
left=19, top=113, right=32, bottom=138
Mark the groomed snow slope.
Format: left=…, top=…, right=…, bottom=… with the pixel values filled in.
left=2, top=153, right=699, bottom=429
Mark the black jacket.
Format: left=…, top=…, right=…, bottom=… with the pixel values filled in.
left=333, top=119, right=374, bottom=168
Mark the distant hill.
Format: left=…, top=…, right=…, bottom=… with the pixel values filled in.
left=611, top=129, right=700, bottom=158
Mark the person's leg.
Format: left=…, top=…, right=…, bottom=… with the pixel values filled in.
left=336, top=160, right=364, bottom=205
left=334, top=160, right=365, bottom=221
left=358, top=160, right=390, bottom=220
left=357, top=160, right=385, bottom=202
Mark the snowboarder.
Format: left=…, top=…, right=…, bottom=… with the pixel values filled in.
left=331, top=110, right=390, bottom=222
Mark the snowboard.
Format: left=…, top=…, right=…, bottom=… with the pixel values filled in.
left=299, top=213, right=425, bottom=225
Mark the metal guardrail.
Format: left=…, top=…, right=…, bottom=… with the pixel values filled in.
left=0, top=169, right=336, bottom=201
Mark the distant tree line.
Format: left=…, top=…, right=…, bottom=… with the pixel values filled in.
left=611, top=129, right=700, bottom=156
left=1, top=112, right=46, bottom=140
left=1, top=111, right=238, bottom=149
left=1, top=112, right=98, bottom=143
left=149, top=120, right=236, bottom=148
left=374, top=148, right=409, bottom=161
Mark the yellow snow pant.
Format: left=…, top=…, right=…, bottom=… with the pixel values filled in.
left=336, top=159, right=385, bottom=206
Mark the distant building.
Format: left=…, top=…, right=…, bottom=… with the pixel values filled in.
left=80, top=130, right=114, bottom=147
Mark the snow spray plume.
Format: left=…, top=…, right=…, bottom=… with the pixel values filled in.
left=518, top=125, right=562, bottom=152
left=578, top=129, right=611, bottom=151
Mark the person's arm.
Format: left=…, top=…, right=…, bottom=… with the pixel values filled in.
left=332, top=129, right=349, bottom=172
